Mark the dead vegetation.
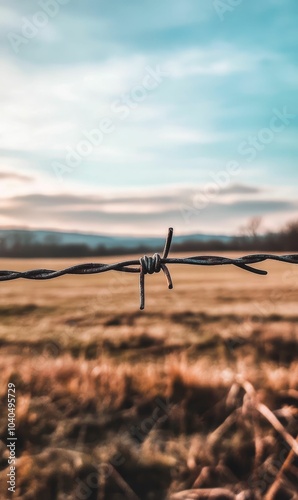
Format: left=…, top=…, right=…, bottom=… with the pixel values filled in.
left=0, top=255, right=297, bottom=499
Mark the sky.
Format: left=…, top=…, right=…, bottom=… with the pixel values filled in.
left=0, top=0, right=297, bottom=236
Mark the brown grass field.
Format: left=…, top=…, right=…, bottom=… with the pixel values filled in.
left=0, top=254, right=297, bottom=499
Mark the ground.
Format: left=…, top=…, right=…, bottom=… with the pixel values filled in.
left=0, top=254, right=297, bottom=499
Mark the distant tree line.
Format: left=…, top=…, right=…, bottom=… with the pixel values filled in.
left=0, top=232, right=154, bottom=259
left=0, top=219, right=297, bottom=258
left=172, top=220, right=298, bottom=253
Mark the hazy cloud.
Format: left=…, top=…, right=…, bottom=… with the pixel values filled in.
left=0, top=187, right=297, bottom=235
left=218, top=184, right=263, bottom=195
left=0, top=171, right=33, bottom=182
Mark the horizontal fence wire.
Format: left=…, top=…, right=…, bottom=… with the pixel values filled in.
left=1, top=228, right=298, bottom=309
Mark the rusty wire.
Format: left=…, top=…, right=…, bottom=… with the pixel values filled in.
left=1, top=227, right=298, bottom=309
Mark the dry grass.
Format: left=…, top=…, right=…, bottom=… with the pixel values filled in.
left=0, top=254, right=297, bottom=499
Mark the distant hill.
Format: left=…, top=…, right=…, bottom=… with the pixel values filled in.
left=0, top=228, right=233, bottom=251
left=1, top=223, right=297, bottom=257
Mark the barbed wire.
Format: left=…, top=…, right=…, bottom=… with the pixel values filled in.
left=1, top=228, right=298, bottom=309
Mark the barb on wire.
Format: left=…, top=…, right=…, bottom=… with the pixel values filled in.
left=1, top=227, right=298, bottom=309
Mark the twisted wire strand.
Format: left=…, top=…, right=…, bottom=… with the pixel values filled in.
left=1, top=227, right=298, bottom=309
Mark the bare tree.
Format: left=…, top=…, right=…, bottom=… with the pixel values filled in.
left=239, top=216, right=262, bottom=239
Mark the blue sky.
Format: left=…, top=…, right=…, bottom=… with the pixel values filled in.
left=0, top=0, right=297, bottom=236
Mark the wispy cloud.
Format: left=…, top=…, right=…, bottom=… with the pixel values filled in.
left=0, top=185, right=297, bottom=236
left=218, top=184, right=263, bottom=195
left=0, top=171, right=33, bottom=182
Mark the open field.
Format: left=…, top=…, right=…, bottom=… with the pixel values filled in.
left=0, top=254, right=297, bottom=499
